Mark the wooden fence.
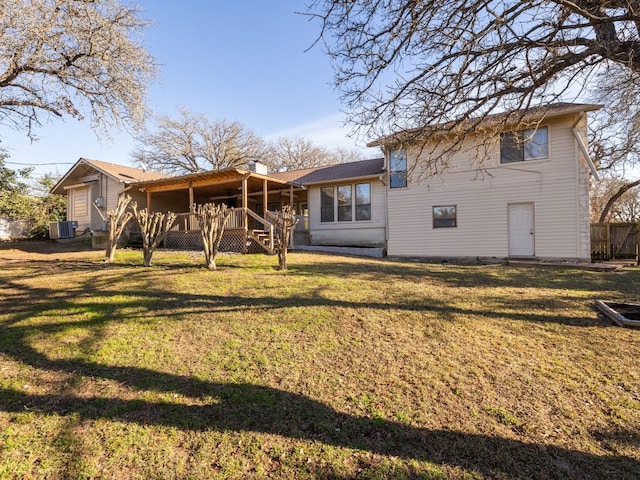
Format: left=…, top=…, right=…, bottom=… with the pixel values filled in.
left=591, top=222, right=639, bottom=261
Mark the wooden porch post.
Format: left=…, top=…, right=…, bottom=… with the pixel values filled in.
left=242, top=176, right=248, bottom=253
left=289, top=185, right=294, bottom=208
left=146, top=190, right=151, bottom=212
left=188, top=182, right=194, bottom=210
left=263, top=178, right=268, bottom=219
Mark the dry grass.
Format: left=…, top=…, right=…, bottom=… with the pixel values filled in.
left=0, top=241, right=639, bottom=479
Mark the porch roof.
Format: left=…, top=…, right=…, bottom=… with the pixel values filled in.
left=129, top=167, right=296, bottom=194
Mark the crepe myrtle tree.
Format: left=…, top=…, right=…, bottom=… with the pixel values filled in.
left=274, top=205, right=299, bottom=271
left=131, top=202, right=176, bottom=267
left=105, top=194, right=133, bottom=263
left=194, top=202, right=232, bottom=270
left=0, top=0, right=155, bottom=138
left=308, top=1, right=640, bottom=173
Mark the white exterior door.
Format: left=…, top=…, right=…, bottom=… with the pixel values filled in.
left=508, top=203, right=535, bottom=257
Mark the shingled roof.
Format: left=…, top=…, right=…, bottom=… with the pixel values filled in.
left=79, top=158, right=168, bottom=182
left=51, top=158, right=169, bottom=195
left=368, top=102, right=602, bottom=147
left=270, top=158, right=385, bottom=185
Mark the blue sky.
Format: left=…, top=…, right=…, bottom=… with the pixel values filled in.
left=2, top=1, right=379, bottom=181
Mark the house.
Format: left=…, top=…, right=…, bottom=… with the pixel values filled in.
left=269, top=158, right=386, bottom=248
left=368, top=102, right=601, bottom=261
left=52, top=102, right=599, bottom=261
left=50, top=158, right=168, bottom=233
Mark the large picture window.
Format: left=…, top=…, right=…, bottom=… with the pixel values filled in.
left=337, top=185, right=353, bottom=221
left=433, top=205, right=457, bottom=228
left=321, top=187, right=334, bottom=222
left=355, top=183, right=371, bottom=221
left=389, top=149, right=407, bottom=188
left=320, top=183, right=372, bottom=222
left=500, top=127, right=548, bottom=163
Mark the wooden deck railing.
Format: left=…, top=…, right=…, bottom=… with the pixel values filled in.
left=170, top=208, right=246, bottom=232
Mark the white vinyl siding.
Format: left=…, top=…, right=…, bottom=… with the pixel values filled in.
left=308, top=179, right=386, bottom=247
left=386, top=115, right=590, bottom=260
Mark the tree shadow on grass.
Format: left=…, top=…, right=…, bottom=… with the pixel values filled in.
left=1, top=369, right=639, bottom=479
left=2, top=254, right=639, bottom=477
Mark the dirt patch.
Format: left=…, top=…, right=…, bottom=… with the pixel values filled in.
left=0, top=240, right=99, bottom=262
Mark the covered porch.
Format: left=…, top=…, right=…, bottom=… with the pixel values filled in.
left=130, top=168, right=307, bottom=254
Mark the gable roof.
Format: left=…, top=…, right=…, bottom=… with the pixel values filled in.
left=368, top=102, right=602, bottom=147
left=51, top=158, right=168, bottom=195
left=80, top=158, right=168, bottom=183
left=270, top=158, right=385, bottom=185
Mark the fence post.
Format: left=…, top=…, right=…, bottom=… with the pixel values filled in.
left=606, top=222, right=611, bottom=260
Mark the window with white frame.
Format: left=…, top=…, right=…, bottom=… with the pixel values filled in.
left=337, top=185, right=352, bottom=221
left=321, top=186, right=334, bottom=222
left=500, top=127, right=548, bottom=163
left=389, top=149, right=407, bottom=188
left=355, top=183, right=371, bottom=221
left=320, top=183, right=372, bottom=222
left=433, top=205, right=457, bottom=228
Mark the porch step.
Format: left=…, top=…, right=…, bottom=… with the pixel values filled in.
left=248, top=229, right=274, bottom=254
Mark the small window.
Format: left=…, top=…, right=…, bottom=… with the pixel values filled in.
left=355, top=183, right=371, bottom=221
left=433, top=205, right=457, bottom=228
left=321, top=187, right=334, bottom=222
left=337, top=185, right=353, bottom=221
left=389, top=149, right=407, bottom=188
left=500, top=127, right=548, bottom=163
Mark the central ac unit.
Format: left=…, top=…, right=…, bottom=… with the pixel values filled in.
left=49, top=221, right=77, bottom=239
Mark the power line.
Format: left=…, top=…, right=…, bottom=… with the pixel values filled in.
left=5, top=161, right=75, bottom=166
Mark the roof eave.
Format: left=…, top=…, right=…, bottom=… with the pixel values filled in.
left=368, top=103, right=603, bottom=147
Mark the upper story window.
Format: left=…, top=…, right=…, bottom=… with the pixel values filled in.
left=500, top=126, right=548, bottom=163
left=389, top=149, right=407, bottom=188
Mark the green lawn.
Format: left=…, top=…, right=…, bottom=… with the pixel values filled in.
left=0, top=242, right=639, bottom=479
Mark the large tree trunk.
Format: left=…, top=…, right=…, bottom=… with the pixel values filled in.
left=598, top=179, right=640, bottom=222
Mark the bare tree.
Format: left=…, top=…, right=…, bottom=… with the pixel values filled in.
left=105, top=194, right=133, bottom=263
left=308, top=1, right=640, bottom=155
left=591, top=175, right=640, bottom=223
left=132, top=109, right=269, bottom=174
left=268, top=137, right=364, bottom=172
left=588, top=64, right=640, bottom=220
left=273, top=205, right=299, bottom=271
left=130, top=202, right=176, bottom=267
left=0, top=0, right=155, bottom=138
left=195, top=203, right=232, bottom=270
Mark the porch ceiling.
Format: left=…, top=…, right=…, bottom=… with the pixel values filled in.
left=131, top=168, right=293, bottom=194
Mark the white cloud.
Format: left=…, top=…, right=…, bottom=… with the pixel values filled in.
left=265, top=113, right=380, bottom=157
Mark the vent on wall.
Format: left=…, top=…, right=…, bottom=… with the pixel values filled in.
left=49, top=221, right=78, bottom=239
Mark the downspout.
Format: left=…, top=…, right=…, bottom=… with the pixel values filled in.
left=381, top=146, right=389, bottom=255
left=571, top=111, right=599, bottom=181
